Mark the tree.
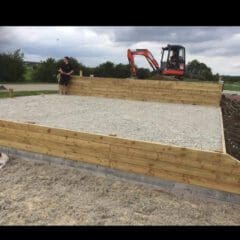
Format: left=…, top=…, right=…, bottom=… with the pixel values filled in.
left=81, top=66, right=95, bottom=76
left=186, top=59, right=218, bottom=81
left=0, top=49, right=25, bottom=82
left=136, top=68, right=151, bottom=79
left=113, top=64, right=131, bottom=78
left=221, top=75, right=240, bottom=83
left=94, top=61, right=115, bottom=77
left=32, top=58, right=57, bottom=83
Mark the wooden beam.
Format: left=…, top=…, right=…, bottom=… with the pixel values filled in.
left=68, top=76, right=223, bottom=106
left=219, top=108, right=227, bottom=153
left=0, top=119, right=239, bottom=194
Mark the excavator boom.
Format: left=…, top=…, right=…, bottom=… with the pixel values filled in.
left=127, top=49, right=160, bottom=77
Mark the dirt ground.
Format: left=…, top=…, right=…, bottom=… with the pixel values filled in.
left=221, top=94, right=240, bottom=160
left=0, top=157, right=239, bottom=225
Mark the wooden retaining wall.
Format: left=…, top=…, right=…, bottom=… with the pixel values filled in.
left=0, top=119, right=239, bottom=194
left=67, top=76, right=223, bottom=106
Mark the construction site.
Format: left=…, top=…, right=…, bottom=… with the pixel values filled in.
left=0, top=43, right=240, bottom=225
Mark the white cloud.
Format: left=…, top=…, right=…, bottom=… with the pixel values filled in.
left=1, top=26, right=240, bottom=75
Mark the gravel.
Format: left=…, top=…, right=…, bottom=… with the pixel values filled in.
left=0, top=94, right=222, bottom=151
left=0, top=157, right=239, bottom=225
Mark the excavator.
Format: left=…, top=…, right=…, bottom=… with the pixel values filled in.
left=127, top=44, right=186, bottom=80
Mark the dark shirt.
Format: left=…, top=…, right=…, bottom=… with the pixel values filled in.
left=170, top=55, right=178, bottom=62
left=60, top=63, right=73, bottom=74
left=59, top=63, right=73, bottom=83
left=169, top=55, right=178, bottom=69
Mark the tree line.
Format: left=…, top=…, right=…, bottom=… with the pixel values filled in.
left=0, top=49, right=236, bottom=83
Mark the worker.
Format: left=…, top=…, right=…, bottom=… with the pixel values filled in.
left=169, top=50, right=178, bottom=69
left=58, top=56, right=74, bottom=95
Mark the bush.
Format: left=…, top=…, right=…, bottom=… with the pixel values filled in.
left=221, top=75, right=240, bottom=83
left=113, top=64, right=131, bottom=78
left=32, top=58, right=57, bottom=83
left=186, top=59, right=218, bottom=81
left=94, top=61, right=115, bottom=77
left=0, top=49, right=26, bottom=82
left=137, top=68, right=151, bottom=79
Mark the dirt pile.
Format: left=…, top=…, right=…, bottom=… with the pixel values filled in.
left=221, top=94, right=240, bottom=160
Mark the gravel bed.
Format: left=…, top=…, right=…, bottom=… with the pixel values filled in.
left=0, top=94, right=222, bottom=151
left=0, top=157, right=239, bottom=225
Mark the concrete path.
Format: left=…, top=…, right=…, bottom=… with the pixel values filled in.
left=223, top=90, right=240, bottom=95
left=1, top=84, right=58, bottom=91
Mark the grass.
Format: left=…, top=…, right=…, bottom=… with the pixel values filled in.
left=223, top=82, right=240, bottom=91
left=23, top=66, right=33, bottom=82
left=185, top=78, right=240, bottom=91
left=0, top=90, right=58, bottom=99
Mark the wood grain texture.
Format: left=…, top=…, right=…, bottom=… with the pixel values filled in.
left=0, top=119, right=239, bottom=194
left=67, top=76, right=223, bottom=106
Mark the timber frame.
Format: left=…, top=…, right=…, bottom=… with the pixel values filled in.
left=0, top=77, right=239, bottom=195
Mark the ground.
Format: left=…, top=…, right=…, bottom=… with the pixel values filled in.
left=221, top=94, right=240, bottom=160
left=0, top=157, right=239, bottom=225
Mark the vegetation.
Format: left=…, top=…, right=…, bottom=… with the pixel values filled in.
left=24, top=66, right=34, bottom=82
left=221, top=75, right=240, bottom=83
left=32, top=58, right=58, bottom=83
left=223, top=82, right=240, bottom=91
left=0, top=49, right=25, bottom=82
left=185, top=59, right=219, bottom=81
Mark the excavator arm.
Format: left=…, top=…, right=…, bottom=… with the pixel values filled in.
left=127, top=49, right=160, bottom=77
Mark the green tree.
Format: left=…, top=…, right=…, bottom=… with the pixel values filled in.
left=32, top=58, right=57, bottom=83
left=137, top=68, right=151, bottom=79
left=94, top=61, right=115, bottom=77
left=186, top=59, right=218, bottom=81
left=80, top=66, right=95, bottom=76
left=113, top=64, right=131, bottom=78
left=0, top=49, right=25, bottom=82
left=221, top=75, right=240, bottom=83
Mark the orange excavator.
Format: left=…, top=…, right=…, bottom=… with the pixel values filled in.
left=127, top=44, right=186, bottom=80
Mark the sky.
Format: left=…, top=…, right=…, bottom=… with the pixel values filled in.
left=1, top=26, right=240, bottom=75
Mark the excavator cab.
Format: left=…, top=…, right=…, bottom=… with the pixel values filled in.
left=160, top=45, right=185, bottom=78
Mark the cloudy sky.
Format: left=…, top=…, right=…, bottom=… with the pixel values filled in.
left=1, top=26, right=240, bottom=75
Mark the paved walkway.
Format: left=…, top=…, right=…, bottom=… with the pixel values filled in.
left=1, top=84, right=58, bottom=91
left=223, top=90, right=240, bottom=95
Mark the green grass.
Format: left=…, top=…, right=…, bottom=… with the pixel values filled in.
left=223, top=82, right=240, bottom=91
left=23, top=67, right=34, bottom=82
left=0, top=90, right=58, bottom=99
left=185, top=78, right=240, bottom=91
